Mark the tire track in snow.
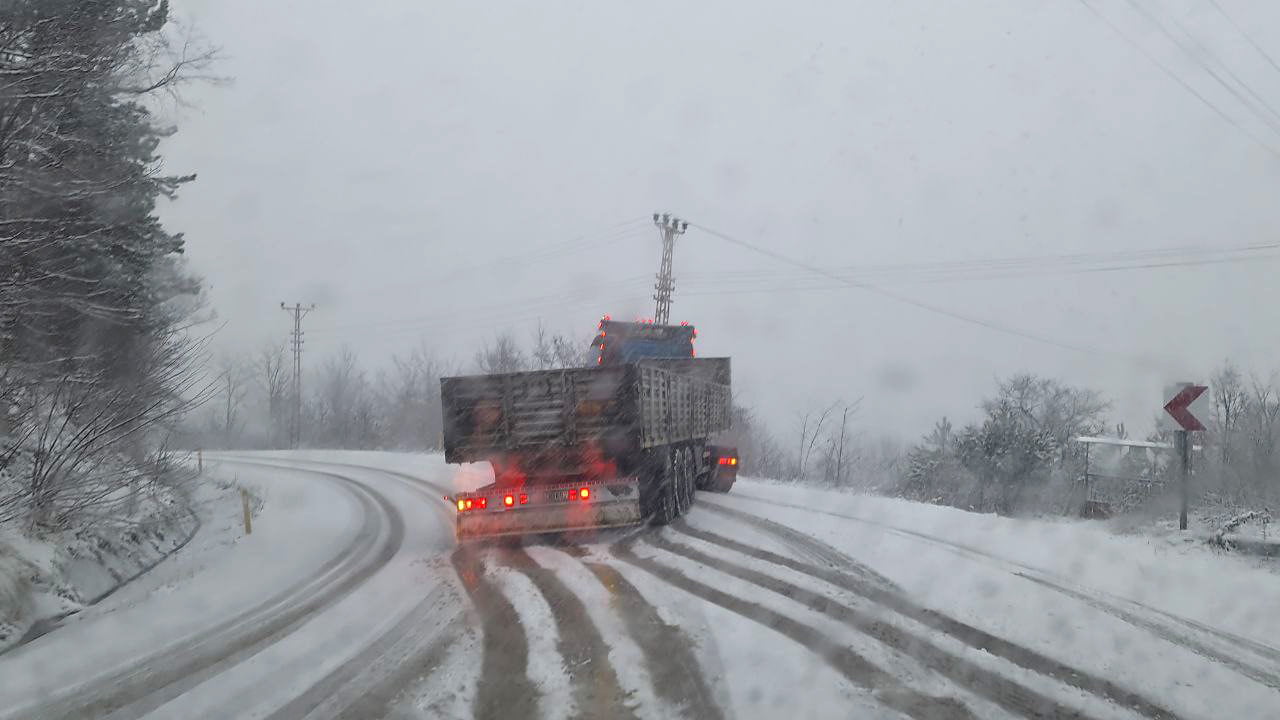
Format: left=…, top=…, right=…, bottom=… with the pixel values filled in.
left=650, top=530, right=1100, bottom=720
left=451, top=546, right=539, bottom=720
left=330, top=621, right=460, bottom=720
left=696, top=501, right=898, bottom=591
left=1014, top=573, right=1280, bottom=691
left=611, top=536, right=979, bottom=720
left=678, top=517, right=1182, bottom=720
left=498, top=547, right=641, bottom=720
left=262, top=585, right=463, bottom=720
left=714, top=492, right=1280, bottom=690
left=576, top=557, right=727, bottom=720
left=13, top=463, right=403, bottom=720
left=220, top=457, right=472, bottom=718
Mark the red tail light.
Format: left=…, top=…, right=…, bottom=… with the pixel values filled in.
left=464, top=498, right=474, bottom=510
left=476, top=497, right=487, bottom=509
left=718, top=457, right=738, bottom=466
left=504, top=494, right=514, bottom=507
left=519, top=494, right=528, bottom=505
left=579, top=487, right=590, bottom=500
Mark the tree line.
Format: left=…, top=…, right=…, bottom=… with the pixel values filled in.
left=189, top=325, right=595, bottom=451
left=894, top=364, right=1280, bottom=518
left=192, top=318, right=911, bottom=493
left=0, top=2, right=213, bottom=531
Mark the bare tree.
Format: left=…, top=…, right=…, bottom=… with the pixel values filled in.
left=1246, top=373, right=1280, bottom=475
left=211, top=356, right=250, bottom=449
left=795, top=400, right=840, bottom=480
left=831, top=398, right=863, bottom=486
left=475, top=332, right=528, bottom=374
left=2, top=332, right=214, bottom=529
left=377, top=344, right=449, bottom=450
left=1211, top=362, right=1247, bottom=466
left=314, top=347, right=363, bottom=447
left=255, top=344, right=289, bottom=447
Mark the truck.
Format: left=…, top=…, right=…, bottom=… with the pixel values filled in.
left=441, top=317, right=738, bottom=540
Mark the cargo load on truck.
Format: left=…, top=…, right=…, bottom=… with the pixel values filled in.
left=441, top=318, right=737, bottom=541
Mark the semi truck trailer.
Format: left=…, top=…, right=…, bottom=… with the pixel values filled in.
left=441, top=318, right=737, bottom=540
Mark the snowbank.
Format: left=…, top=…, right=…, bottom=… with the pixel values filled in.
left=722, top=477, right=1280, bottom=646
left=0, top=472, right=203, bottom=654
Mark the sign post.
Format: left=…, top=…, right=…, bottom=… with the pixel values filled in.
left=1163, top=383, right=1208, bottom=531
left=1176, top=430, right=1190, bottom=530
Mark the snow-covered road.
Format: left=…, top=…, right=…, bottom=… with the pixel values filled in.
left=2, top=451, right=1278, bottom=719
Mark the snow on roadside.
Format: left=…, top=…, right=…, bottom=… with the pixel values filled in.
left=0, top=474, right=205, bottom=654
left=0, top=544, right=34, bottom=649
left=486, top=558, right=576, bottom=720
left=705, top=481, right=1280, bottom=720
left=69, top=471, right=255, bottom=622
left=726, top=478, right=1280, bottom=646
left=0, top=460, right=364, bottom=712
left=261, top=449, right=490, bottom=494
left=667, top=517, right=1150, bottom=720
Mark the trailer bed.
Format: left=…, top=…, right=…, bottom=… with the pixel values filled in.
left=441, top=358, right=731, bottom=464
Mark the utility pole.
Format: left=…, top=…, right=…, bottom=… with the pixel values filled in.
left=652, top=212, right=688, bottom=325
left=280, top=302, right=315, bottom=448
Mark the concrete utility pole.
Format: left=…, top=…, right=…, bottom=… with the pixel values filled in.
left=280, top=302, right=316, bottom=448
left=652, top=212, right=688, bottom=325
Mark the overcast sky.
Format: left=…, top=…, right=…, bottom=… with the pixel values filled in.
left=159, top=0, right=1280, bottom=440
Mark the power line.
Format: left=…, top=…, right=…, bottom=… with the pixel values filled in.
left=679, top=252, right=1280, bottom=297
left=306, top=292, right=651, bottom=351
left=388, top=217, right=650, bottom=293
left=1206, top=0, right=1280, bottom=82
left=689, top=221, right=1121, bottom=357
left=441, top=218, right=650, bottom=278
left=308, top=275, right=653, bottom=336
left=676, top=240, right=1280, bottom=290
left=1121, top=0, right=1280, bottom=135
left=1074, top=0, right=1280, bottom=160
left=308, top=233, right=1280, bottom=346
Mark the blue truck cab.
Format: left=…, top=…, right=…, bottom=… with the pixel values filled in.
left=592, top=317, right=696, bottom=365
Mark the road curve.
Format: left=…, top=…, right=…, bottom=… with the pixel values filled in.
left=7, top=451, right=1258, bottom=719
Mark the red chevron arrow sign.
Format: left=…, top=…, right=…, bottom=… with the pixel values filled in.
left=1163, top=383, right=1208, bottom=432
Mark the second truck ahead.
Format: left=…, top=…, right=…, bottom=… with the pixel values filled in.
left=441, top=318, right=738, bottom=540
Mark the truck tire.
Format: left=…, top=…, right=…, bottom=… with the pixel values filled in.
left=677, top=447, right=695, bottom=514
left=649, top=448, right=679, bottom=526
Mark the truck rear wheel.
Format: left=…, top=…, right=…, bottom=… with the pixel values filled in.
left=676, top=447, right=694, bottom=514
left=649, top=449, right=679, bottom=526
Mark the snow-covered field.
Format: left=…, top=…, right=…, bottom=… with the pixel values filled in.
left=2, top=450, right=1278, bottom=719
